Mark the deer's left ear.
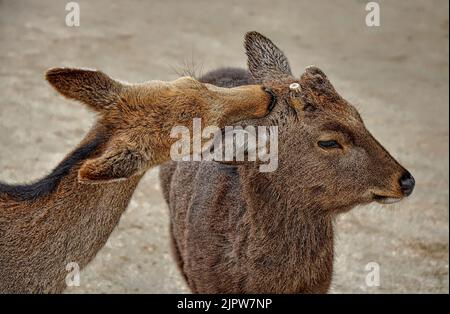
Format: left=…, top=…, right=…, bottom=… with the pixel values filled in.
left=46, top=68, right=124, bottom=112
left=78, top=141, right=146, bottom=184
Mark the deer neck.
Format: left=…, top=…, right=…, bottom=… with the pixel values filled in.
left=0, top=126, right=143, bottom=292
left=239, top=169, right=334, bottom=268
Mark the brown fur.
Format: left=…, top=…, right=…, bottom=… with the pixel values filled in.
left=0, top=68, right=273, bottom=293
left=160, top=31, right=415, bottom=293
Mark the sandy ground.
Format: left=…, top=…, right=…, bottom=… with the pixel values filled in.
left=0, top=0, right=448, bottom=293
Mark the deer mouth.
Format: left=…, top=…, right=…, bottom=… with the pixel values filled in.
left=373, top=194, right=403, bottom=204
left=263, top=88, right=278, bottom=112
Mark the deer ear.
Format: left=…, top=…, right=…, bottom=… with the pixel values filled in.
left=300, top=65, right=337, bottom=95
left=46, top=68, right=124, bottom=112
left=78, top=141, right=146, bottom=184
left=244, top=31, right=292, bottom=82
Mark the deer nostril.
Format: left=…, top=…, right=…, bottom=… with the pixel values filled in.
left=399, top=171, right=415, bottom=196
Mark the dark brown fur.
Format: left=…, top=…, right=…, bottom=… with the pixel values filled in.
left=0, top=68, right=273, bottom=293
left=160, top=31, right=415, bottom=293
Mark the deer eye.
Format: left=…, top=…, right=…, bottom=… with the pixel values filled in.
left=318, top=140, right=342, bottom=149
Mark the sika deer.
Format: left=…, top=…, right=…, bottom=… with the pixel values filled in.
left=0, top=68, right=273, bottom=293
left=160, top=32, right=416, bottom=293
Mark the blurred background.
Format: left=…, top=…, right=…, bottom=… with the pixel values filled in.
left=0, top=0, right=448, bottom=293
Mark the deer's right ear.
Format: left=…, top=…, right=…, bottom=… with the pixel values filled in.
left=46, top=68, right=124, bottom=112
left=244, top=31, right=292, bottom=82
left=77, top=140, right=147, bottom=184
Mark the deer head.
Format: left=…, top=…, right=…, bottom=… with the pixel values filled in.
left=46, top=68, right=273, bottom=184
left=238, top=32, right=415, bottom=213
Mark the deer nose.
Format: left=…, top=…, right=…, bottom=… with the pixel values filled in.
left=399, top=171, right=415, bottom=196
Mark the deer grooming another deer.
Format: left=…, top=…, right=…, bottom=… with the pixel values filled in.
left=160, top=31, right=416, bottom=293
left=0, top=68, right=275, bottom=293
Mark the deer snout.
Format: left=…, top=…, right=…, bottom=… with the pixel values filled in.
left=371, top=167, right=415, bottom=204
left=399, top=171, right=415, bottom=197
